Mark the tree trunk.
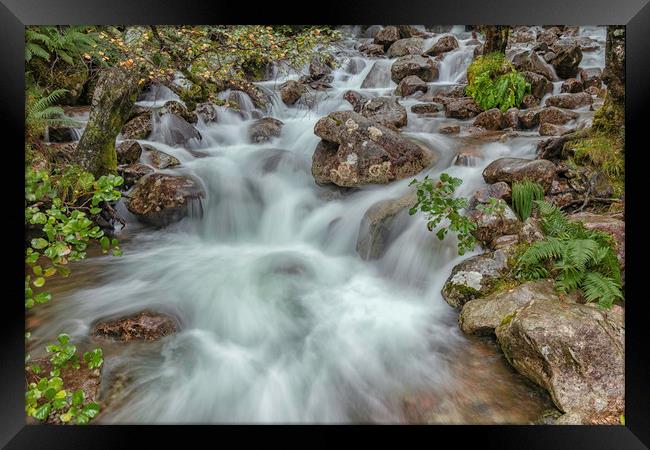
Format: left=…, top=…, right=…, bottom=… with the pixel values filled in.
left=75, top=67, right=141, bottom=176
left=594, top=26, right=625, bottom=133
left=481, top=26, right=510, bottom=55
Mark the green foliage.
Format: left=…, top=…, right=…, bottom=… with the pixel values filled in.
left=511, top=179, right=545, bottom=221
left=409, top=173, right=478, bottom=255
left=25, top=88, right=81, bottom=140
left=25, top=334, right=103, bottom=424
left=25, top=26, right=98, bottom=65
left=466, top=52, right=530, bottom=112
left=515, top=201, right=623, bottom=308
left=568, top=130, right=625, bottom=198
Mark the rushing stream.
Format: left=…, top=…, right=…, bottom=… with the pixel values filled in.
left=29, top=25, right=606, bottom=423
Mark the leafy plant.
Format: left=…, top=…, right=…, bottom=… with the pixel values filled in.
left=409, top=173, right=478, bottom=255
left=25, top=88, right=81, bottom=140
left=466, top=52, right=530, bottom=112
left=515, top=201, right=623, bottom=308
left=25, top=26, right=98, bottom=65
left=511, top=179, right=545, bottom=221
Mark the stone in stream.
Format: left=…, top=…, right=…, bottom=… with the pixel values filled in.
left=117, top=162, right=154, bottom=188
left=544, top=92, right=592, bottom=109
left=122, top=112, right=153, bottom=140
left=116, top=140, right=143, bottom=165
left=126, top=173, right=204, bottom=227
left=423, top=35, right=459, bottom=56
left=248, top=117, right=284, bottom=143
left=356, top=190, right=417, bottom=260
left=503, top=108, right=520, bottom=129
left=560, top=78, right=584, bottom=93
left=410, top=103, right=441, bottom=115
left=483, top=157, right=557, bottom=190
left=511, top=50, right=556, bottom=81
left=91, top=310, right=179, bottom=342
left=280, top=80, right=307, bottom=105
left=386, top=37, right=424, bottom=58
left=142, top=145, right=181, bottom=169
left=517, top=108, right=541, bottom=129
left=194, top=102, right=218, bottom=123
left=373, top=26, right=401, bottom=50
left=395, top=75, right=428, bottom=97
left=443, top=97, right=483, bottom=119
left=467, top=201, right=522, bottom=247
left=159, top=100, right=198, bottom=124
left=537, top=107, right=579, bottom=127
left=539, top=122, right=572, bottom=136
left=548, top=40, right=583, bottom=79
left=579, top=68, right=602, bottom=90
left=473, top=108, right=505, bottom=130
left=390, top=55, right=439, bottom=84
left=521, top=71, right=553, bottom=99
left=358, top=42, right=385, bottom=57
left=311, top=110, right=434, bottom=187
left=343, top=92, right=408, bottom=129
left=496, top=299, right=624, bottom=424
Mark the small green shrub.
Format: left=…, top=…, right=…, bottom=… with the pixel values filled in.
left=515, top=201, right=623, bottom=308
left=409, top=173, right=478, bottom=255
left=25, top=26, right=98, bottom=65
left=511, top=179, right=545, bottom=221
left=465, top=52, right=530, bottom=112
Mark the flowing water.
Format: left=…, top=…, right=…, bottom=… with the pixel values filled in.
left=28, top=26, right=606, bottom=424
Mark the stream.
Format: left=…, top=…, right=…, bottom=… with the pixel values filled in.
left=28, top=25, right=606, bottom=424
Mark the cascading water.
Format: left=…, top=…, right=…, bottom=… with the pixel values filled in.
left=30, top=25, right=605, bottom=423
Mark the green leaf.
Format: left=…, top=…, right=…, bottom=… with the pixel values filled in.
left=31, top=238, right=49, bottom=249
left=82, top=402, right=100, bottom=418
left=33, top=277, right=46, bottom=288
left=34, top=292, right=52, bottom=304
left=32, top=402, right=52, bottom=421
left=72, top=389, right=85, bottom=406
left=100, top=236, right=110, bottom=251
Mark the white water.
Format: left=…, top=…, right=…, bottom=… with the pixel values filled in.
left=30, top=26, right=604, bottom=423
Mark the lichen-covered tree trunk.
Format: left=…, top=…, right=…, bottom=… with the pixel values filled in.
left=594, top=26, right=625, bottom=133
left=75, top=66, right=141, bottom=176
left=481, top=26, right=510, bottom=55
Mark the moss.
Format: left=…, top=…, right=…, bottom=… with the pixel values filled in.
left=447, top=283, right=482, bottom=299
left=500, top=310, right=518, bottom=326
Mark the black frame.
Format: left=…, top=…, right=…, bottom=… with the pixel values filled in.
left=2, top=0, right=649, bottom=448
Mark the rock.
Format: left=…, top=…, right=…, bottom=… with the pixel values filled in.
left=116, top=140, right=142, bottom=165
left=397, top=25, right=421, bottom=39
left=579, top=68, right=602, bottom=90
left=483, top=157, right=557, bottom=190
left=560, top=78, right=584, bottom=93
left=424, top=35, right=459, bottom=56
left=468, top=202, right=521, bottom=246
left=439, top=124, right=460, bottom=134
left=538, top=27, right=561, bottom=46
left=117, top=162, right=153, bottom=188
left=358, top=42, right=385, bottom=57
left=280, top=80, right=307, bottom=105
left=522, top=71, right=553, bottom=99
left=221, top=79, right=270, bottom=110
left=536, top=129, right=588, bottom=160
left=159, top=100, right=197, bottom=124
left=374, top=26, right=401, bottom=49
left=545, top=92, right=592, bottom=109
left=142, top=146, right=180, bottom=169
left=538, top=107, right=578, bottom=127
left=360, top=61, right=392, bottom=88
left=194, top=102, right=218, bottom=123
left=511, top=51, right=556, bottom=81
left=473, top=108, right=505, bottom=130
left=356, top=97, right=408, bottom=129
left=155, top=113, right=202, bottom=147
left=308, top=56, right=334, bottom=80
left=503, top=108, right=520, bottom=129
left=539, top=122, right=571, bottom=136
left=312, top=111, right=433, bottom=187
left=470, top=181, right=512, bottom=205
left=569, top=212, right=625, bottom=269
left=46, top=126, right=78, bottom=143
left=441, top=250, right=509, bottom=309
left=444, top=97, right=482, bottom=119
left=248, top=117, right=284, bottom=143
left=363, top=25, right=384, bottom=39
left=92, top=310, right=179, bottom=342
left=122, top=113, right=153, bottom=140
left=126, top=173, right=204, bottom=227
left=386, top=37, right=424, bottom=58
left=549, top=40, right=583, bottom=79
left=496, top=299, right=624, bottom=423
left=510, top=26, right=537, bottom=44
left=411, top=103, right=441, bottom=114
left=459, top=280, right=558, bottom=335
left=521, top=94, right=540, bottom=109
left=395, top=75, right=428, bottom=97
left=356, top=190, right=416, bottom=260
left=391, top=55, right=439, bottom=83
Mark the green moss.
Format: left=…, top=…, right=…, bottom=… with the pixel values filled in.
left=447, top=283, right=481, bottom=299
left=500, top=310, right=518, bottom=326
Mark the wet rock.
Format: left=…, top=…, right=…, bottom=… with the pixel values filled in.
left=117, top=162, right=153, bottom=188
left=363, top=25, right=384, bottom=39
left=539, top=122, right=571, bottom=136
left=116, top=140, right=142, bottom=165
left=538, top=107, right=578, bottom=127
left=522, top=71, right=553, bottom=99
left=356, top=190, right=416, bottom=260
left=545, top=92, right=592, bottom=109
left=308, top=55, right=334, bottom=80
left=142, top=146, right=180, bottom=169
left=538, top=27, right=561, bottom=46
left=358, top=42, right=385, bottom=57
left=510, top=26, right=537, bottom=44
left=468, top=202, right=521, bottom=246
left=535, top=129, right=588, bottom=160
left=343, top=90, right=367, bottom=113
left=357, top=97, right=408, bottom=129
left=159, top=100, right=197, bottom=124
left=521, top=94, right=540, bottom=109
left=386, top=37, right=424, bottom=58
left=579, top=68, right=602, bottom=89
left=483, top=157, right=557, bottom=190
left=424, top=35, right=459, bottom=56
left=511, top=51, right=556, bottom=81
left=47, top=126, right=78, bottom=143
left=410, top=103, right=441, bottom=114
left=280, top=80, right=307, bottom=105
left=126, top=173, right=204, bottom=227
left=503, top=108, right=520, bottom=129
left=444, top=97, right=482, bottom=119
left=496, top=299, right=624, bottom=424
left=470, top=181, right=512, bottom=205
left=194, top=102, right=218, bottom=123
left=441, top=250, right=509, bottom=309
left=121, top=113, right=152, bottom=140
left=569, top=212, right=625, bottom=269
left=473, top=108, right=505, bottom=130
left=460, top=280, right=558, bottom=335
left=560, top=78, right=584, bottom=93
left=439, top=124, right=460, bottom=134
left=312, top=110, right=433, bottom=187
left=395, top=75, right=428, bottom=97
left=92, top=310, right=179, bottom=342
left=549, top=40, right=583, bottom=79
left=391, top=55, right=439, bottom=83
left=248, top=117, right=284, bottom=143
left=155, top=113, right=202, bottom=147
left=374, top=26, right=401, bottom=49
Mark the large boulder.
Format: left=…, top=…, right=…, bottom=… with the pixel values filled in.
left=522, top=71, right=553, bottom=99
left=248, top=117, right=284, bottom=143
left=357, top=97, right=408, bottom=129
left=122, top=112, right=153, bottom=140
left=126, top=173, right=204, bottom=227
left=312, top=111, right=433, bottom=187
left=459, top=280, right=558, bottom=335
left=545, top=92, right=592, bottom=109
left=496, top=299, right=624, bottom=424
left=159, top=100, right=197, bottom=124
left=511, top=50, right=556, bottom=81
left=374, top=26, right=401, bottom=49
left=473, top=108, right=505, bottom=130
left=117, top=162, right=153, bottom=188
left=549, top=40, right=583, bottom=79
left=142, top=145, right=180, bottom=169
left=391, top=55, right=439, bottom=83
left=560, top=78, right=584, bottom=93
left=441, top=250, right=509, bottom=309
left=116, top=140, right=142, bottom=165
left=468, top=202, right=522, bottom=246
left=444, top=97, right=482, bottom=119
left=395, top=75, right=428, bottom=97
left=356, top=190, right=416, bottom=260
left=538, top=107, right=578, bottom=127
left=359, top=42, right=385, bottom=57
left=483, top=157, right=557, bottom=190
left=280, top=80, right=307, bottom=105
left=424, top=35, right=459, bottom=56
left=386, top=37, right=424, bottom=58
left=92, top=310, right=179, bottom=342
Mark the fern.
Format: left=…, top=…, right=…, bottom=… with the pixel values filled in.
left=512, top=179, right=544, bottom=221
left=26, top=89, right=80, bottom=138
left=25, top=26, right=98, bottom=64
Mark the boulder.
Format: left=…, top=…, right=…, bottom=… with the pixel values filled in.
left=116, top=140, right=142, bottom=165
left=469, top=181, right=512, bottom=205
left=194, top=102, right=218, bottom=123
left=545, top=92, right=592, bottom=109
left=155, top=113, right=202, bottom=147
left=441, top=250, right=509, bottom=309
left=521, top=94, right=540, bottom=109
left=395, top=75, right=428, bottom=97
left=538, top=27, right=561, bottom=46
left=473, top=108, right=505, bottom=130
left=374, top=26, right=401, bottom=49
left=503, top=108, right=520, bottom=129
left=424, top=35, right=459, bottom=56
left=411, top=103, right=441, bottom=114
left=468, top=202, right=522, bottom=246
left=386, top=37, right=424, bottom=58
left=308, top=55, right=334, bottom=80
left=496, top=299, right=624, bottom=424
left=560, top=78, right=584, bottom=93
left=117, top=163, right=153, bottom=188
left=483, top=157, right=557, bottom=190
left=248, top=117, right=284, bottom=143
left=159, top=100, right=197, bottom=124
left=121, top=113, right=153, bottom=140
left=359, top=42, right=385, bottom=57
left=539, top=122, right=571, bottom=136
left=280, top=80, right=307, bottom=105
left=356, top=190, right=416, bottom=260
left=444, top=97, right=482, bottom=119
left=312, top=111, right=432, bottom=187
left=142, top=146, right=180, bottom=169
left=391, top=55, right=439, bottom=83
left=511, top=51, right=556, bottom=81
left=363, top=25, right=384, bottom=39
left=46, top=126, right=78, bottom=143
left=522, top=71, right=553, bottom=99
left=357, top=97, right=408, bottom=129
left=549, top=40, right=583, bottom=79
left=459, top=280, right=558, bottom=335
left=579, top=68, right=602, bottom=90
left=92, top=310, right=179, bottom=342
left=538, top=107, right=578, bottom=127
left=126, top=173, right=204, bottom=227
left=440, top=124, right=460, bottom=134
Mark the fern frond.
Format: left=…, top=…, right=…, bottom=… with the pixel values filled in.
left=582, top=272, right=623, bottom=309
left=519, top=237, right=564, bottom=266
left=565, top=238, right=600, bottom=269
